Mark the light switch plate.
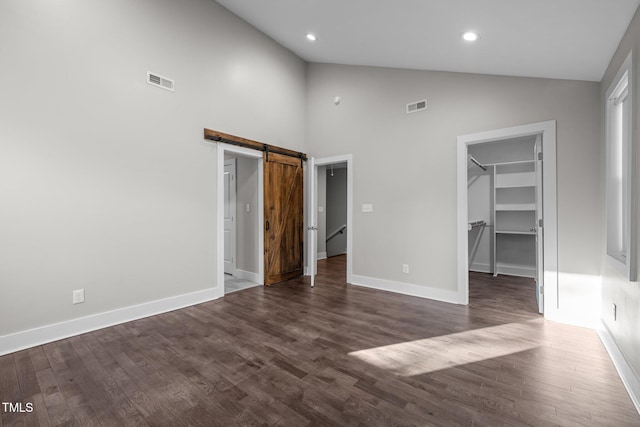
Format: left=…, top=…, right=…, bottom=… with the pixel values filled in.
left=73, top=289, right=85, bottom=304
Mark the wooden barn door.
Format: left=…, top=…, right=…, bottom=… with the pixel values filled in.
left=264, top=152, right=304, bottom=285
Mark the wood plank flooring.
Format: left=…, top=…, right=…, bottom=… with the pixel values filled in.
left=1, top=256, right=638, bottom=426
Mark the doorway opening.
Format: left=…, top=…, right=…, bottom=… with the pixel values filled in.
left=457, top=121, right=558, bottom=317
left=467, top=135, right=542, bottom=313
left=307, top=155, right=354, bottom=286
left=210, top=129, right=308, bottom=293
left=321, top=163, right=348, bottom=259
left=217, top=143, right=264, bottom=295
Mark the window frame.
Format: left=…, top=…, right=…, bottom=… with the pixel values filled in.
left=605, top=51, right=637, bottom=281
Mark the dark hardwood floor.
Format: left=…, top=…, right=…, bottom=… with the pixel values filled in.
left=1, top=256, right=638, bottom=426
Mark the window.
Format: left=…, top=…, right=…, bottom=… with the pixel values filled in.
left=605, top=51, right=636, bottom=281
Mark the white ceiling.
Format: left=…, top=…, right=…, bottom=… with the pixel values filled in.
left=216, top=0, right=639, bottom=82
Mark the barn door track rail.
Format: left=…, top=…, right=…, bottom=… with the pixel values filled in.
left=204, top=129, right=306, bottom=164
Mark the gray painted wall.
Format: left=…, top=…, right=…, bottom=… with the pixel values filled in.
left=0, top=0, right=305, bottom=336
left=326, top=168, right=348, bottom=257
left=307, top=63, right=601, bottom=323
left=600, top=6, right=640, bottom=377
left=236, top=157, right=259, bottom=274
left=317, top=166, right=327, bottom=257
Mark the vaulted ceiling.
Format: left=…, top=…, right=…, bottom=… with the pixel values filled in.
left=217, top=0, right=639, bottom=82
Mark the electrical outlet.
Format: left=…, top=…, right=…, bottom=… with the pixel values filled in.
left=73, top=289, right=85, bottom=305
left=613, top=303, right=617, bottom=321
left=402, top=264, right=409, bottom=274
left=246, top=203, right=251, bottom=212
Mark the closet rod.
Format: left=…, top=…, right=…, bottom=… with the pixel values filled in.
left=469, top=156, right=487, bottom=171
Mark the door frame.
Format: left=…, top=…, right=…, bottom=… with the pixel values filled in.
left=534, top=134, right=544, bottom=313
left=216, top=142, right=264, bottom=294
left=223, top=158, right=237, bottom=276
left=456, top=120, right=557, bottom=315
left=309, top=155, right=354, bottom=284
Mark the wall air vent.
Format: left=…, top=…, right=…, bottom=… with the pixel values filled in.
left=406, top=99, right=427, bottom=114
left=147, top=71, right=174, bottom=92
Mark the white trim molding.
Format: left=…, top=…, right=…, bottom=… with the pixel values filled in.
left=234, top=269, right=262, bottom=284
left=0, top=287, right=222, bottom=357
left=597, top=322, right=640, bottom=414
left=470, top=262, right=492, bottom=274
left=496, top=265, right=535, bottom=278
left=351, top=275, right=462, bottom=305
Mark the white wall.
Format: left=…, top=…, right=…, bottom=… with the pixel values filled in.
left=0, top=0, right=306, bottom=339
left=600, top=5, right=640, bottom=378
left=306, top=63, right=601, bottom=320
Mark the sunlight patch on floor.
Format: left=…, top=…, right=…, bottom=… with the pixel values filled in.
left=348, top=319, right=543, bottom=376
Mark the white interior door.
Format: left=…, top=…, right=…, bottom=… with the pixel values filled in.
left=534, top=135, right=544, bottom=313
left=307, top=157, right=317, bottom=287
left=224, top=159, right=236, bottom=275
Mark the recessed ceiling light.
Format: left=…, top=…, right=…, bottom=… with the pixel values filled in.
left=460, top=31, right=480, bottom=42
left=306, top=33, right=317, bottom=42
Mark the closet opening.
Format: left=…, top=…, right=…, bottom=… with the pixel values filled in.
left=209, top=128, right=308, bottom=293
left=223, top=151, right=263, bottom=294
left=457, top=121, right=558, bottom=317
left=467, top=136, right=542, bottom=313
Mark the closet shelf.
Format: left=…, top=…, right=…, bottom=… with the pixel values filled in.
left=495, top=184, right=536, bottom=189
left=495, top=204, right=536, bottom=211
left=496, top=230, right=536, bottom=235
left=494, top=160, right=535, bottom=167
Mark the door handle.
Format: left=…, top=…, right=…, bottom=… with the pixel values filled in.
left=266, top=220, right=270, bottom=231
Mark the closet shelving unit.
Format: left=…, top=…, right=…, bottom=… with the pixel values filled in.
left=492, top=160, right=537, bottom=277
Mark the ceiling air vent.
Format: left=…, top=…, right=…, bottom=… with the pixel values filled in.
left=406, top=99, right=427, bottom=114
left=147, top=71, right=174, bottom=92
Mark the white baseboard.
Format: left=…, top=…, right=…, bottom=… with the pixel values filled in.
left=0, top=287, right=222, bottom=357
left=234, top=269, right=262, bottom=284
left=470, top=262, right=492, bottom=273
left=597, top=322, right=640, bottom=414
left=317, top=252, right=328, bottom=260
left=351, top=274, right=463, bottom=305
left=496, top=264, right=535, bottom=278
left=469, top=263, right=534, bottom=277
